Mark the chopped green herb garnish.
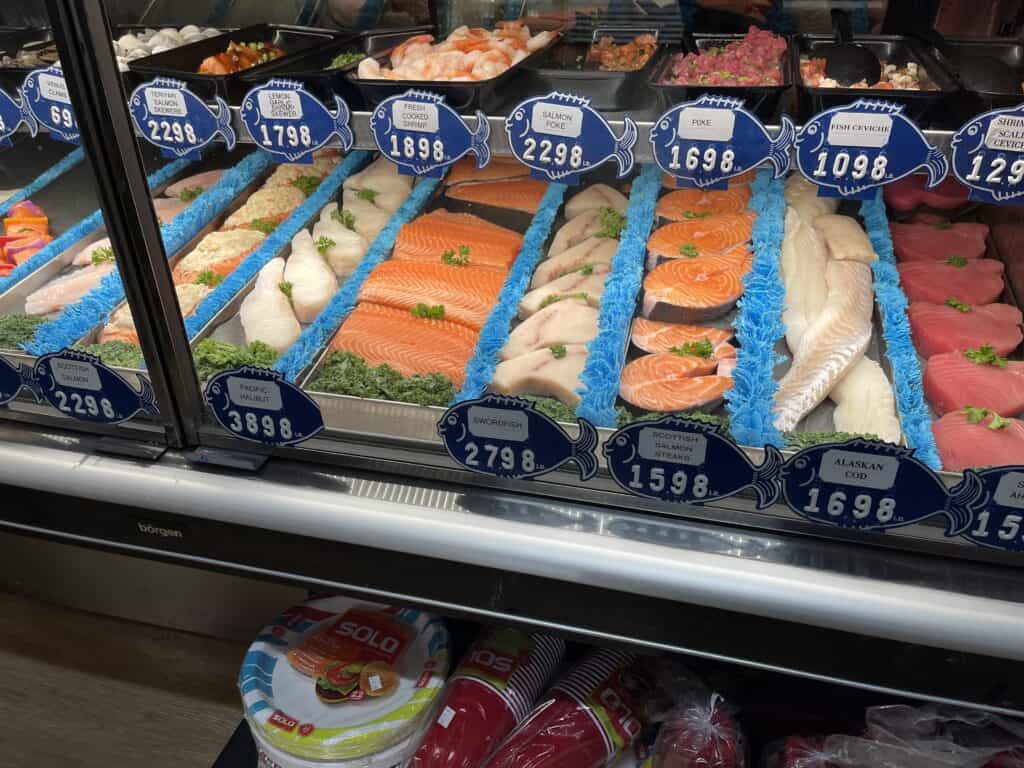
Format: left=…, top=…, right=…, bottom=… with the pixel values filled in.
left=194, top=270, right=224, bottom=288
left=316, top=236, right=336, bottom=255
left=945, top=297, right=972, bottom=313
left=945, top=255, right=968, bottom=267
left=74, top=340, right=144, bottom=368
left=522, top=395, right=578, bottom=423
left=679, top=243, right=699, bottom=258
left=307, top=351, right=454, bottom=407
left=249, top=218, right=278, bottom=235
left=442, top=244, right=470, bottom=266
left=328, top=51, right=366, bottom=70
left=670, top=339, right=714, bottom=358
left=411, top=303, right=445, bottom=320
left=783, top=431, right=881, bottom=451
left=193, top=339, right=278, bottom=383
left=990, top=412, right=1012, bottom=430
left=681, top=210, right=713, bottom=219
left=0, top=313, right=44, bottom=349
left=549, top=344, right=567, bottom=359
left=91, top=246, right=115, bottom=266
left=539, top=291, right=590, bottom=310
left=293, top=175, right=321, bottom=198
left=357, top=187, right=378, bottom=203
left=568, top=263, right=596, bottom=276
left=965, top=344, right=1008, bottom=368
left=934, top=221, right=953, bottom=230
left=278, top=281, right=293, bottom=299
left=178, top=186, right=204, bottom=202
left=594, top=206, right=626, bottom=239
left=965, top=405, right=989, bottom=424
left=332, top=208, right=356, bottom=230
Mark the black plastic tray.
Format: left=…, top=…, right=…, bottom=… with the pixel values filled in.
left=347, top=28, right=561, bottom=112
left=523, top=35, right=660, bottom=111
left=243, top=26, right=433, bottom=111
left=793, top=34, right=958, bottom=126
left=0, top=32, right=57, bottom=94
left=647, top=34, right=794, bottom=121
left=919, top=37, right=1024, bottom=112
left=127, top=24, right=342, bottom=104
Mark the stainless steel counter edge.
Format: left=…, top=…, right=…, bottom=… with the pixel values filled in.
left=1, top=439, right=1022, bottom=661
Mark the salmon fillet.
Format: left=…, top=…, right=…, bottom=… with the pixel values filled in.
left=358, top=260, right=506, bottom=331
left=446, top=178, right=549, bottom=214
left=631, top=318, right=733, bottom=354
left=392, top=210, right=524, bottom=271
left=330, top=302, right=478, bottom=386
left=446, top=156, right=530, bottom=186
left=642, top=250, right=752, bottom=322
left=647, top=213, right=755, bottom=260
left=656, top=187, right=751, bottom=220
left=620, top=353, right=732, bottom=412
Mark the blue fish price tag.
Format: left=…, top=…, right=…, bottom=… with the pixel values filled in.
left=129, top=77, right=236, bottom=160
left=796, top=99, right=947, bottom=200
left=951, top=105, right=1024, bottom=205
left=204, top=366, right=324, bottom=446
left=369, top=89, right=489, bottom=178
left=32, top=349, right=159, bottom=424
left=650, top=96, right=795, bottom=190
left=604, top=417, right=782, bottom=508
left=505, top=91, right=636, bottom=184
left=959, top=467, right=1024, bottom=552
left=780, top=438, right=983, bottom=535
left=240, top=79, right=353, bottom=164
left=0, top=87, right=37, bottom=148
left=21, top=66, right=78, bottom=145
left=0, top=356, right=32, bottom=405
left=437, top=394, right=598, bottom=480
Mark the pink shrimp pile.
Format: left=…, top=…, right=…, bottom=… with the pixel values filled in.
left=356, top=22, right=558, bottom=82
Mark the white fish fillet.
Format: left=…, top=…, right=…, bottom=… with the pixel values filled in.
left=830, top=358, right=902, bottom=443
left=564, top=184, right=628, bottom=220
left=25, top=263, right=115, bottom=316
left=814, top=215, right=877, bottom=265
left=548, top=210, right=602, bottom=257
left=343, top=156, right=413, bottom=214
left=152, top=196, right=189, bottom=224
left=784, top=174, right=838, bottom=221
left=499, top=301, right=599, bottom=360
left=73, top=237, right=113, bottom=267
left=312, top=203, right=369, bottom=278
left=164, top=170, right=223, bottom=200
left=285, top=231, right=337, bottom=324
left=491, top=344, right=589, bottom=407
left=779, top=208, right=827, bottom=351
left=341, top=191, right=391, bottom=241
left=519, top=266, right=609, bottom=317
left=240, top=258, right=301, bottom=353
left=100, top=282, right=209, bottom=343
left=531, top=238, right=618, bottom=288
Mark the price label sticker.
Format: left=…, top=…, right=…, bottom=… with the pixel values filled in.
left=604, top=416, right=781, bottom=507
left=30, top=349, right=159, bottom=424
left=951, top=105, right=1024, bottom=205
left=958, top=467, right=1024, bottom=552
left=505, top=91, right=635, bottom=184
left=0, top=356, right=29, bottom=405
left=437, top=394, right=597, bottom=480
left=796, top=98, right=947, bottom=199
left=204, top=366, right=323, bottom=446
left=369, top=89, right=489, bottom=177
left=129, top=77, right=236, bottom=160
left=21, top=66, right=78, bottom=144
left=650, top=95, right=794, bottom=189
left=0, top=87, right=37, bottom=148
left=240, top=79, right=353, bottom=164
left=779, top=438, right=984, bottom=535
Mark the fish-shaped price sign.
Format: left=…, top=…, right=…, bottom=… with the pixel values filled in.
left=0, top=88, right=37, bottom=148
left=22, top=66, right=78, bottom=145
left=958, top=467, right=1024, bottom=552
left=780, top=438, right=983, bottom=535
left=604, top=417, right=782, bottom=507
left=31, top=349, right=159, bottom=424
left=650, top=95, right=795, bottom=190
left=796, top=99, right=947, bottom=200
left=950, top=104, right=1024, bottom=205
left=129, top=77, right=236, bottom=160
left=369, top=89, right=489, bottom=178
left=204, top=366, right=324, bottom=446
left=437, top=394, right=598, bottom=480
left=0, top=357, right=34, bottom=405
left=240, top=79, right=353, bottom=164
left=505, top=92, right=636, bottom=185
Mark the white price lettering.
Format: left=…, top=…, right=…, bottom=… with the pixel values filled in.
left=147, top=118, right=197, bottom=145
left=522, top=137, right=583, bottom=169
left=813, top=151, right=887, bottom=181
left=49, top=105, right=73, bottom=129
left=388, top=134, right=444, bottom=163
left=668, top=145, right=735, bottom=175
left=628, top=464, right=709, bottom=498
left=225, top=409, right=293, bottom=440
left=802, top=486, right=896, bottom=523
left=462, top=441, right=536, bottom=473
left=966, top=154, right=1024, bottom=186
left=259, top=123, right=313, bottom=149
left=54, top=390, right=114, bottom=419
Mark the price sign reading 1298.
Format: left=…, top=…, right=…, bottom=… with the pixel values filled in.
left=951, top=104, right=1024, bottom=205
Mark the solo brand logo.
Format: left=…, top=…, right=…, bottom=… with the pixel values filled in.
left=330, top=618, right=408, bottom=662
left=136, top=522, right=184, bottom=539
left=468, top=648, right=516, bottom=675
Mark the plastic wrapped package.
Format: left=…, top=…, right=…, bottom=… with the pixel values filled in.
left=652, top=692, right=744, bottom=768
left=761, top=736, right=837, bottom=768
left=410, top=628, right=567, bottom=768
left=482, top=649, right=649, bottom=768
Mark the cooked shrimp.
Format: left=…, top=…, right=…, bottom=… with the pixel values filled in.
left=357, top=57, right=381, bottom=79
left=471, top=49, right=510, bottom=80
left=391, top=34, right=434, bottom=67
left=527, top=30, right=556, bottom=52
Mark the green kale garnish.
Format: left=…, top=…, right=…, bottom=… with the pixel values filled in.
left=307, top=351, right=454, bottom=407
left=74, top=340, right=145, bottom=369
left=193, top=339, right=278, bottom=384
left=783, top=431, right=881, bottom=451
left=0, top=313, right=44, bottom=349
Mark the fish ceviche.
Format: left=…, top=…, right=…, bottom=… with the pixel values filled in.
left=800, top=56, right=931, bottom=89
left=355, top=22, right=558, bottom=81
left=587, top=33, right=658, bottom=71
left=659, top=26, right=786, bottom=86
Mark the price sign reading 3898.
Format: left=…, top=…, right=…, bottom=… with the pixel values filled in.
left=204, top=367, right=324, bottom=447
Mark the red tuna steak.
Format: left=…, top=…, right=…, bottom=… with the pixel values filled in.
left=898, top=259, right=1004, bottom=305
left=933, top=410, right=1024, bottom=471
left=908, top=301, right=1023, bottom=359
left=884, top=174, right=970, bottom=211
left=924, top=351, right=1024, bottom=416
left=890, top=221, right=988, bottom=262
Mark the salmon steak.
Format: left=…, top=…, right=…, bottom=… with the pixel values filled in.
left=630, top=317, right=733, bottom=355
left=358, top=260, right=506, bottom=331
left=889, top=221, right=988, bottom=262
left=392, top=210, right=524, bottom=271
left=330, top=302, right=478, bottom=386
left=897, top=259, right=1004, bottom=305
left=445, top=156, right=530, bottom=186
left=908, top=301, right=1023, bottom=359
left=642, top=251, right=752, bottom=323
left=924, top=351, right=1024, bottom=417
left=662, top=169, right=755, bottom=190
left=446, top=177, right=549, bottom=214
left=647, top=213, right=755, bottom=260
left=620, top=353, right=731, bottom=412
left=933, top=410, right=1024, bottom=471
left=656, top=187, right=751, bottom=221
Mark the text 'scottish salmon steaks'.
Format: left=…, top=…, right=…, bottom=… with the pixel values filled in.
left=643, top=251, right=752, bottom=322
left=656, top=187, right=752, bottom=220
left=620, top=353, right=732, bottom=412
left=330, top=303, right=478, bottom=386
left=445, top=156, right=531, bottom=186
left=392, top=210, right=524, bottom=271
left=647, top=212, right=756, bottom=260
left=630, top=318, right=734, bottom=355
left=446, top=178, right=549, bottom=214
left=358, top=260, right=507, bottom=331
